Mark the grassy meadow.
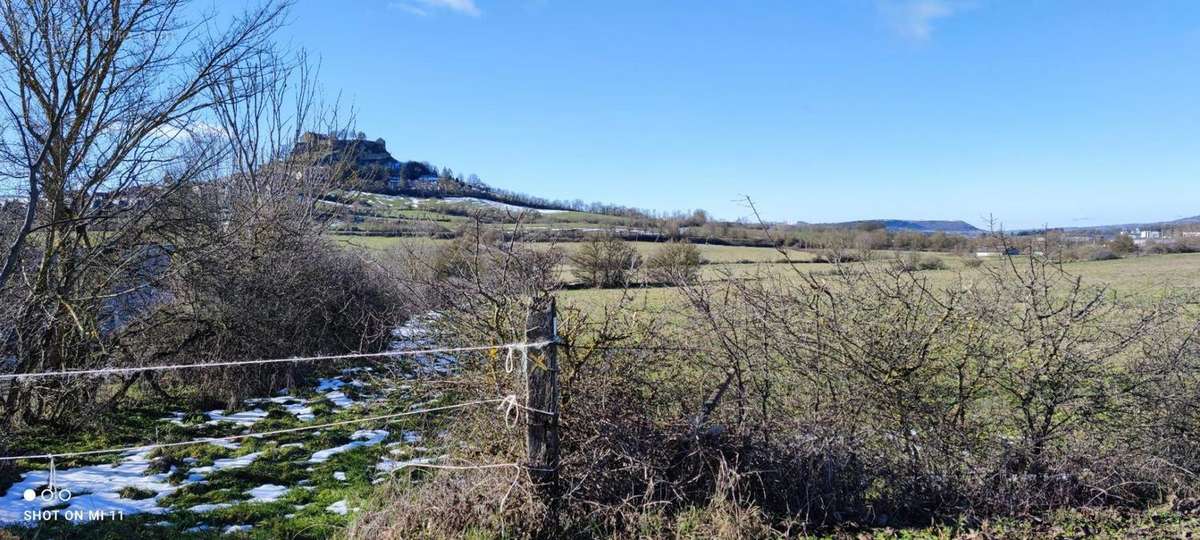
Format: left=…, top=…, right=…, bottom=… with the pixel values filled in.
left=333, top=232, right=1200, bottom=315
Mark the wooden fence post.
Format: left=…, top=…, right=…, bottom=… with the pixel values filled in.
left=525, top=295, right=560, bottom=524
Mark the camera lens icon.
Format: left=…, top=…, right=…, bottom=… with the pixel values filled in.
left=31, top=488, right=71, bottom=502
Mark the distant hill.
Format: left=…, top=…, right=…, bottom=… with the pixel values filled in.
left=1049, top=214, right=1200, bottom=235
left=813, top=219, right=984, bottom=234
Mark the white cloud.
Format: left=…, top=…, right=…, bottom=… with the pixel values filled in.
left=388, top=2, right=428, bottom=16
left=878, top=0, right=969, bottom=41
left=389, top=0, right=481, bottom=17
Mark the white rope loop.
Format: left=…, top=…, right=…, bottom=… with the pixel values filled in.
left=498, top=394, right=521, bottom=428
left=503, top=343, right=532, bottom=374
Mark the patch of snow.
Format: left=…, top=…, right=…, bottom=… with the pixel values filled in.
left=188, top=502, right=232, bottom=513
left=442, top=197, right=567, bottom=214
left=315, top=378, right=347, bottom=392
left=163, top=412, right=186, bottom=426
left=0, top=449, right=180, bottom=525
left=185, top=524, right=212, bottom=533
left=289, top=405, right=316, bottom=421
left=247, top=396, right=316, bottom=422
left=308, top=430, right=389, bottom=463
left=325, top=500, right=349, bottom=515
left=224, top=524, right=253, bottom=534
left=315, top=378, right=356, bottom=408
left=375, top=456, right=438, bottom=474
left=245, top=484, right=288, bottom=503
left=324, top=391, right=354, bottom=408
left=0, top=311, right=455, bottom=527
left=209, top=439, right=241, bottom=450
left=187, top=451, right=263, bottom=477
left=205, top=408, right=268, bottom=426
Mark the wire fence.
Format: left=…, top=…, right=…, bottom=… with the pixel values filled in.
left=0, top=341, right=554, bottom=465
left=0, top=341, right=552, bottom=382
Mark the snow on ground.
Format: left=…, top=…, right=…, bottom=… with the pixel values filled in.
left=0, top=449, right=178, bottom=524
left=182, top=451, right=262, bottom=480
left=442, top=196, right=567, bottom=214
left=316, top=378, right=347, bottom=392
left=389, top=314, right=457, bottom=376
left=162, top=407, right=276, bottom=428
left=316, top=377, right=358, bottom=408
left=188, top=502, right=232, bottom=513
left=325, top=391, right=354, bottom=408
left=245, top=484, right=288, bottom=503
left=344, top=191, right=423, bottom=208
left=342, top=191, right=566, bottom=216
left=246, top=395, right=316, bottom=422
left=204, top=408, right=268, bottom=427
left=325, top=500, right=349, bottom=515
left=0, top=315, right=451, bottom=528
left=375, top=455, right=441, bottom=475
left=209, top=439, right=241, bottom=450
left=308, top=430, right=389, bottom=463
left=224, top=524, right=253, bottom=534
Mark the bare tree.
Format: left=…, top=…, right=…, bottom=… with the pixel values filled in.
left=569, top=232, right=641, bottom=288
left=0, top=0, right=296, bottom=426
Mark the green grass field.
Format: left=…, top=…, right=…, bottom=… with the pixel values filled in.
left=331, top=231, right=1199, bottom=316
left=559, top=251, right=1200, bottom=318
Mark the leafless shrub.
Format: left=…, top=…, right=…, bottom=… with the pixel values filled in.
left=893, top=251, right=947, bottom=271
left=645, top=241, right=702, bottom=284
left=570, top=233, right=641, bottom=288
left=359, top=230, right=1199, bottom=537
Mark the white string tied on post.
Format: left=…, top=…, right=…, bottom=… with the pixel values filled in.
left=44, top=455, right=57, bottom=502
left=503, top=343, right=531, bottom=374
left=498, top=393, right=521, bottom=428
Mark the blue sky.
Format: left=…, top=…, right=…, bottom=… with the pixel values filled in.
left=280, top=1, right=1200, bottom=229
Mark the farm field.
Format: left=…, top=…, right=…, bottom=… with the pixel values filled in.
left=332, top=235, right=814, bottom=267
left=322, top=191, right=651, bottom=236
left=560, top=252, right=1200, bottom=317
left=334, top=232, right=1200, bottom=310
